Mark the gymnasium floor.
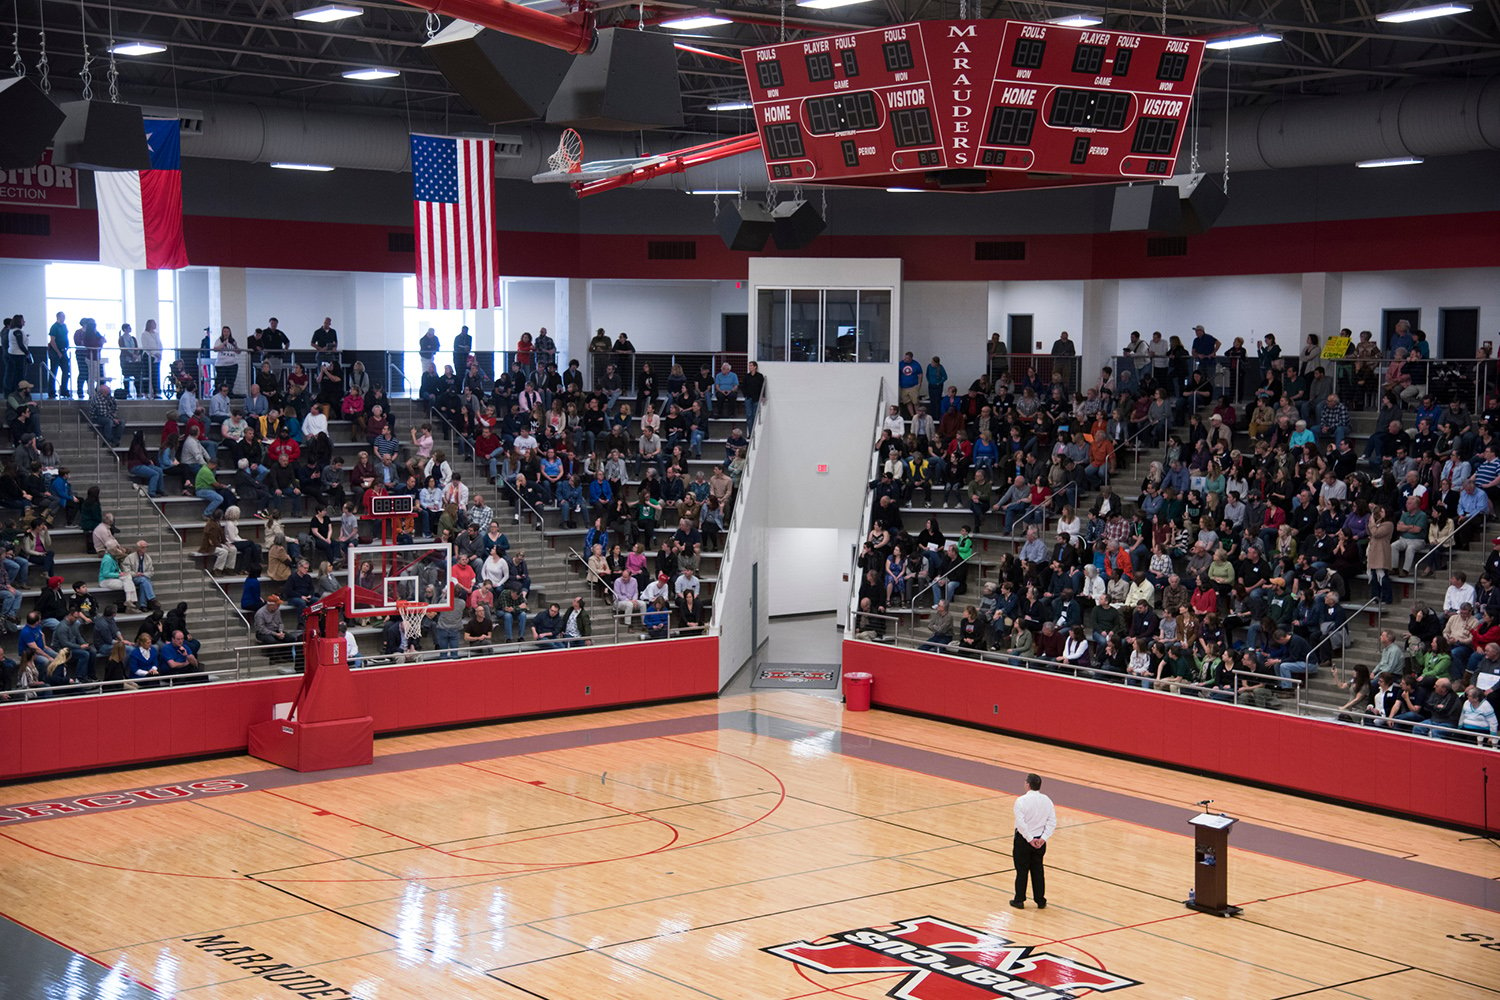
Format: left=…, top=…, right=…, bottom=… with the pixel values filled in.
left=1, top=619, right=1497, bottom=999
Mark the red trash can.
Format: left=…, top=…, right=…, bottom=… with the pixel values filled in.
left=843, top=671, right=873, bottom=711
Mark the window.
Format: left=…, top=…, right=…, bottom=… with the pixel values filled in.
left=400, top=275, right=494, bottom=391
left=756, top=287, right=892, bottom=364
left=156, top=270, right=179, bottom=349
left=46, top=263, right=128, bottom=342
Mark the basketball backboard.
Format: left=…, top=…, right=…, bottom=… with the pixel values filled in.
left=346, top=541, right=454, bottom=617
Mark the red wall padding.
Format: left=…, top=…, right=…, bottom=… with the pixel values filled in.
left=0, top=637, right=718, bottom=781
left=843, top=640, right=1497, bottom=830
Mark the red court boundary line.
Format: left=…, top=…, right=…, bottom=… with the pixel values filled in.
left=0, top=909, right=164, bottom=996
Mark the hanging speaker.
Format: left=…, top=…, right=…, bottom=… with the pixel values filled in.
left=1109, top=184, right=1182, bottom=232
left=1167, top=172, right=1228, bottom=234
left=422, top=20, right=574, bottom=124
left=52, top=100, right=150, bottom=170
left=718, top=204, right=773, bottom=252
left=0, top=77, right=66, bottom=170
left=547, top=28, right=682, bottom=131
left=771, top=200, right=825, bottom=250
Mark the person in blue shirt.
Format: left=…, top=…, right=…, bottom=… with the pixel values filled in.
left=897, top=351, right=921, bottom=415
left=241, top=567, right=263, bottom=615
left=711, top=362, right=740, bottom=419
left=18, top=611, right=57, bottom=672
left=126, top=632, right=162, bottom=681
left=925, top=356, right=948, bottom=416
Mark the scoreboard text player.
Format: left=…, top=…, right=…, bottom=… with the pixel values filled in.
left=742, top=19, right=1205, bottom=193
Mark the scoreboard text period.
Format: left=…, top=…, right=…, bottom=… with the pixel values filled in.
left=741, top=19, right=1205, bottom=193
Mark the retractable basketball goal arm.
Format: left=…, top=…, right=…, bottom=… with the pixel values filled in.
left=400, top=0, right=597, bottom=54
left=570, top=132, right=763, bottom=197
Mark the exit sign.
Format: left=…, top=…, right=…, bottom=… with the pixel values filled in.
left=815, top=464, right=829, bottom=474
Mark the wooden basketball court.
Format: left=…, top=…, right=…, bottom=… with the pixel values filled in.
left=1, top=690, right=1497, bottom=999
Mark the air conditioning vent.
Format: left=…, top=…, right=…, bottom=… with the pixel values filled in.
left=0, top=212, right=50, bottom=237
left=492, top=135, right=524, bottom=159
left=974, top=240, right=1026, bottom=261
left=647, top=240, right=697, bottom=260
left=1146, top=236, right=1188, bottom=257
left=387, top=232, right=415, bottom=253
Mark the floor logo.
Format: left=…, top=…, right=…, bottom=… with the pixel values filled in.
left=765, top=916, right=1139, bottom=1000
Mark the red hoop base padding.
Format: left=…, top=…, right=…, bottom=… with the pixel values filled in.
left=248, top=715, right=374, bottom=772
left=248, top=630, right=374, bottom=772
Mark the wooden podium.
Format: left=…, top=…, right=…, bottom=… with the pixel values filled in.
left=1185, top=812, right=1241, bottom=917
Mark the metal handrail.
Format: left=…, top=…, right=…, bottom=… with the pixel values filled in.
left=1001, top=479, right=1080, bottom=538
left=707, top=392, right=762, bottom=636
left=908, top=549, right=978, bottom=610
left=859, top=629, right=1310, bottom=709
left=1304, top=594, right=1379, bottom=673
left=851, top=377, right=892, bottom=625
left=1409, top=508, right=1486, bottom=579
left=5, top=665, right=239, bottom=700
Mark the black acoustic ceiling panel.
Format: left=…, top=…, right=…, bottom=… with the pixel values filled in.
left=51, top=100, right=150, bottom=170
left=0, top=77, right=66, bottom=170
left=422, top=20, right=574, bottom=125
left=547, top=28, right=683, bottom=131
left=1109, top=183, right=1182, bottom=232
left=718, top=203, right=773, bottom=251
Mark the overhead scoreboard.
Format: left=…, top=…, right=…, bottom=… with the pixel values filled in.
left=741, top=19, right=1205, bottom=193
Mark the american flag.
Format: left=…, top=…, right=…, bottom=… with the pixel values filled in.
left=410, top=134, right=497, bottom=310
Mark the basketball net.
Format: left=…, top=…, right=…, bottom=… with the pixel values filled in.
left=395, top=601, right=427, bottom=641
left=548, top=128, right=584, bottom=174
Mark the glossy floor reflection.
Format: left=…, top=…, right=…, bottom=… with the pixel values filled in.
left=0, top=691, right=1496, bottom=999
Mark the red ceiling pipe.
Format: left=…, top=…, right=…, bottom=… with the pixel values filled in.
left=401, top=0, right=597, bottom=54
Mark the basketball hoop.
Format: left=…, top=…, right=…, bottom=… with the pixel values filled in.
left=395, top=600, right=428, bottom=641
left=547, top=128, right=584, bottom=174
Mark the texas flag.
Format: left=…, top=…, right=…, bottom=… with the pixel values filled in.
left=95, top=117, right=189, bottom=270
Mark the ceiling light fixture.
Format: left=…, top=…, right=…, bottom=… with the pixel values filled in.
left=660, top=14, right=734, bottom=29
left=109, top=41, right=167, bottom=56
left=342, top=67, right=400, bottom=80
left=1356, top=155, right=1423, bottom=167
left=1048, top=14, right=1104, bottom=27
left=294, top=4, right=363, bottom=22
left=688, top=189, right=739, bottom=195
left=885, top=187, right=923, bottom=192
left=1375, top=2, right=1470, bottom=21
left=1204, top=31, right=1283, bottom=49
left=708, top=100, right=752, bottom=111
left=271, top=162, right=335, bottom=172
left=796, top=0, right=875, bottom=10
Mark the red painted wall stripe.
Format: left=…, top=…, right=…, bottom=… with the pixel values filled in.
left=3, top=207, right=1499, bottom=280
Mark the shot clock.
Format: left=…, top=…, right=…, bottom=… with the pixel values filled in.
left=741, top=19, right=1205, bottom=192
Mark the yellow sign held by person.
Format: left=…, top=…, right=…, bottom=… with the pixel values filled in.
left=1321, top=337, right=1350, bottom=359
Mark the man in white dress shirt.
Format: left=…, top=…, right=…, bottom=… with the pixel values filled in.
left=1011, top=772, right=1057, bottom=909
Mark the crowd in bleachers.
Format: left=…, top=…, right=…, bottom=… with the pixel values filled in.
left=858, top=329, right=1500, bottom=745
left=2, top=313, right=765, bottom=697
